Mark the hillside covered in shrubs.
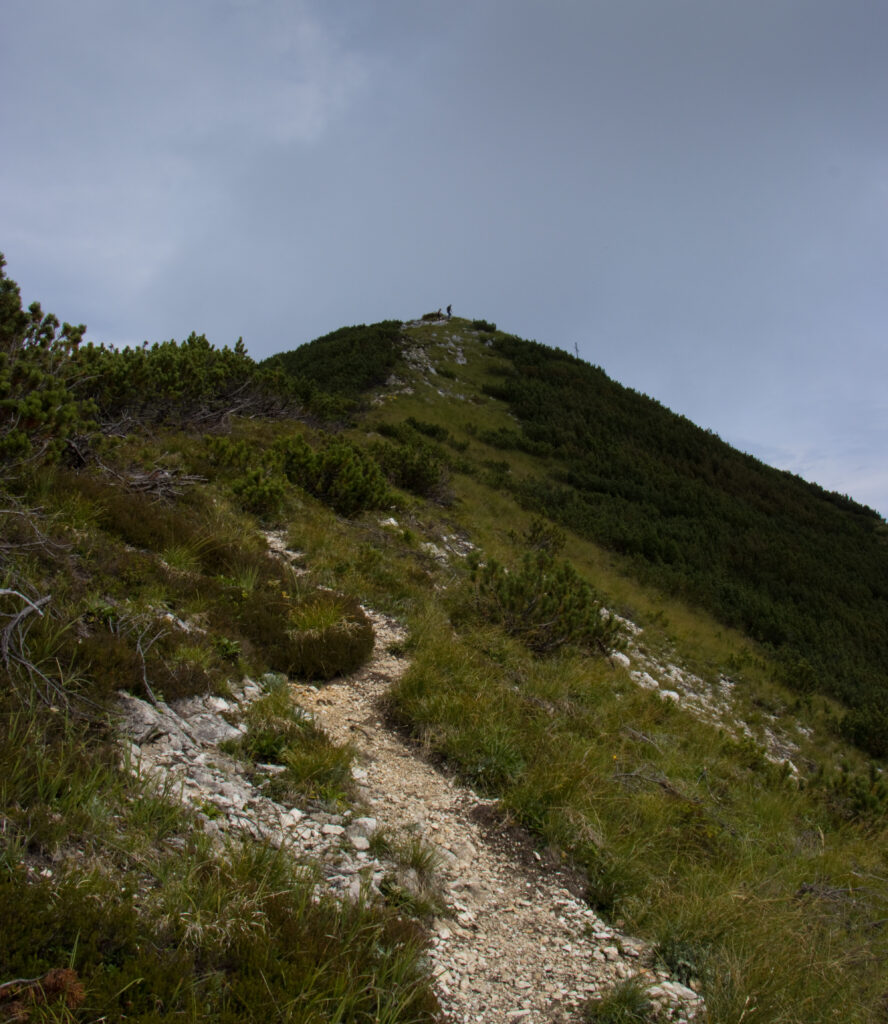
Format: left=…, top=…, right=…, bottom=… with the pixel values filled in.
left=267, top=315, right=888, bottom=758
left=477, top=335, right=888, bottom=755
left=3, top=254, right=888, bottom=1023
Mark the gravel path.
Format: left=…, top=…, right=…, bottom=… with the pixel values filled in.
left=292, top=610, right=704, bottom=1024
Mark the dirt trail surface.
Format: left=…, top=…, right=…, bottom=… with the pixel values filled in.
left=292, top=609, right=705, bottom=1024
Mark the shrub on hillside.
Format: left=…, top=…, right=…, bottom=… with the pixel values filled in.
left=839, top=705, right=888, bottom=760
left=231, top=468, right=287, bottom=517
left=0, top=253, right=317, bottom=486
left=0, top=255, right=93, bottom=473
left=73, top=332, right=260, bottom=425
left=515, top=516, right=566, bottom=555
left=377, top=418, right=458, bottom=450
left=470, top=543, right=624, bottom=657
left=205, top=435, right=253, bottom=470
left=65, top=470, right=192, bottom=551
left=809, top=757, right=888, bottom=824
left=279, top=436, right=391, bottom=517
left=405, top=417, right=451, bottom=442
left=372, top=436, right=450, bottom=501
left=263, top=321, right=403, bottom=398
left=71, top=620, right=221, bottom=704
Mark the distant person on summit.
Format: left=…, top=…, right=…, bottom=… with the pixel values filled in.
left=446, top=304, right=452, bottom=318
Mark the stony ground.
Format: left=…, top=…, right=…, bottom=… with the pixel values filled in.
left=120, top=603, right=705, bottom=1024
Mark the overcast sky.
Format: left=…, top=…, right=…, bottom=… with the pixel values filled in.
left=2, top=1, right=887, bottom=516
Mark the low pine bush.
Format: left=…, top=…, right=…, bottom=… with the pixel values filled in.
left=405, top=417, right=451, bottom=442
left=372, top=435, right=450, bottom=501
left=262, top=320, right=403, bottom=398
left=471, top=546, right=625, bottom=657
left=279, top=435, right=391, bottom=517
left=0, top=256, right=93, bottom=475
left=231, top=467, right=287, bottom=517
left=840, top=704, right=888, bottom=760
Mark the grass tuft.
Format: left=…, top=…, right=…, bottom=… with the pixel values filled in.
left=288, top=591, right=375, bottom=680
left=583, top=979, right=654, bottom=1023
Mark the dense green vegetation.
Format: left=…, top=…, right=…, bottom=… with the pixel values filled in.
left=0, top=254, right=333, bottom=477
left=262, top=321, right=404, bottom=400
left=0, top=258, right=439, bottom=1021
left=0, top=254, right=92, bottom=467
left=464, top=521, right=625, bottom=656
left=4, top=251, right=888, bottom=1023
left=479, top=333, right=888, bottom=754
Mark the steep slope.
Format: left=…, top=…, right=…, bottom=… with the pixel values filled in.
left=478, top=332, right=888, bottom=743
left=3, top=260, right=888, bottom=1024
left=273, top=314, right=888, bottom=756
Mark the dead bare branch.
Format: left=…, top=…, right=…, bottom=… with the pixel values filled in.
left=0, top=495, right=68, bottom=560
left=0, top=590, right=51, bottom=665
left=622, top=725, right=663, bottom=753
left=612, top=767, right=700, bottom=803
left=88, top=455, right=206, bottom=500
left=135, top=626, right=167, bottom=706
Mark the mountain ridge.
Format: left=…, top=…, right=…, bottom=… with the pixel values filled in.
left=267, top=314, right=888, bottom=753
left=2, top=261, right=888, bottom=1022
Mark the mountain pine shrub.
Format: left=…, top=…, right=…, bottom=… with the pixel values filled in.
left=73, top=331, right=259, bottom=424
left=0, top=255, right=93, bottom=473
left=372, top=435, right=450, bottom=501
left=839, top=704, right=888, bottom=760
left=231, top=467, right=288, bottom=517
left=405, top=417, right=451, bottom=442
left=205, top=435, right=253, bottom=470
left=470, top=546, right=625, bottom=657
left=262, top=320, right=403, bottom=398
left=279, top=436, right=391, bottom=517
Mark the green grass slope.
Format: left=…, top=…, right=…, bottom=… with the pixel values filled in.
left=3, top=261, right=888, bottom=1023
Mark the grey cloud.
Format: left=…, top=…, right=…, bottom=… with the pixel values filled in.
left=2, top=0, right=887, bottom=515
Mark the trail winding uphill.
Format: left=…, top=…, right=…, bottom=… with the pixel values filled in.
left=119, top=537, right=706, bottom=1023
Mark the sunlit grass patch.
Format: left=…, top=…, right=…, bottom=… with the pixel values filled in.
left=221, top=685, right=357, bottom=805
left=288, top=591, right=375, bottom=681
